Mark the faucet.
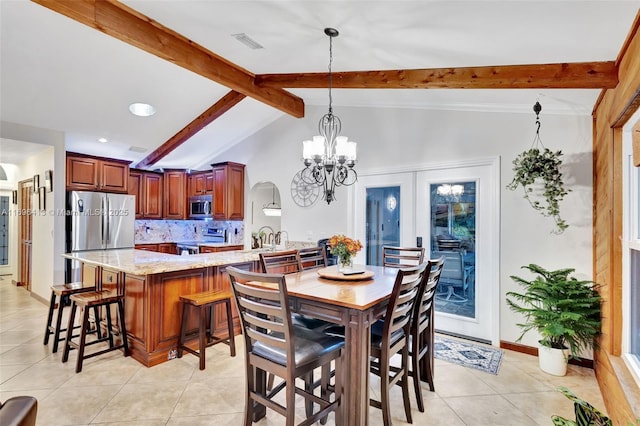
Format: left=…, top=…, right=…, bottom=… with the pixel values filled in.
left=279, top=230, right=289, bottom=249
left=258, top=226, right=275, bottom=250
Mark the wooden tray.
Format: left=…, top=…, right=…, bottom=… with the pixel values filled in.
left=317, top=265, right=374, bottom=281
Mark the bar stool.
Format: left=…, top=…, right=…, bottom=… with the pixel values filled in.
left=62, top=289, right=129, bottom=373
left=177, top=290, right=236, bottom=370
left=43, top=282, right=97, bottom=353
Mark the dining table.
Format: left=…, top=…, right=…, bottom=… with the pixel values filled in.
left=281, top=264, right=400, bottom=426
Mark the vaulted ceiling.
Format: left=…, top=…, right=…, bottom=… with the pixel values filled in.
left=1, top=0, right=638, bottom=170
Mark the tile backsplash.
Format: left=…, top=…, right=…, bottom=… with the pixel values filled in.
left=135, top=220, right=244, bottom=245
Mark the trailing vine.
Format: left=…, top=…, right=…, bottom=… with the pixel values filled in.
left=506, top=102, right=571, bottom=234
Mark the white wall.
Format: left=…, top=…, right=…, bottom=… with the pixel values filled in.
left=214, top=105, right=593, bottom=346
left=1, top=121, right=66, bottom=301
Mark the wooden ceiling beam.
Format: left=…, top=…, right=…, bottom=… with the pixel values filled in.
left=32, top=0, right=304, bottom=118
left=255, top=61, right=618, bottom=89
left=135, top=90, right=246, bottom=169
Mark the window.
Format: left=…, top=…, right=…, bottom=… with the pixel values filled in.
left=623, top=115, right=640, bottom=385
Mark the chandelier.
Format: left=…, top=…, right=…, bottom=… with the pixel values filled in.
left=298, top=28, right=357, bottom=204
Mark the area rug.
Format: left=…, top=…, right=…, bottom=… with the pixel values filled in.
left=434, top=336, right=504, bottom=375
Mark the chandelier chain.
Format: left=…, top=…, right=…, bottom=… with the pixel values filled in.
left=328, top=33, right=333, bottom=115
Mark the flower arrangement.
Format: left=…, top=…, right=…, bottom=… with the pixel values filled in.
left=328, top=234, right=363, bottom=268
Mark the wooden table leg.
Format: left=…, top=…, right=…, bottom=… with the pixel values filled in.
left=343, top=308, right=373, bottom=426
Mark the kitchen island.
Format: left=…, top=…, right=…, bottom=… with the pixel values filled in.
left=63, top=249, right=261, bottom=367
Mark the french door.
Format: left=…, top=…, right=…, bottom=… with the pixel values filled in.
left=353, top=159, right=499, bottom=344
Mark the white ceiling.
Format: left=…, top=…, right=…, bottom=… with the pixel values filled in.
left=1, top=0, right=638, bottom=169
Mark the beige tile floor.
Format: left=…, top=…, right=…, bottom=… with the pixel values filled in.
left=0, top=275, right=607, bottom=425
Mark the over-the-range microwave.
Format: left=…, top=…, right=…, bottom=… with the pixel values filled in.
left=189, top=195, right=212, bottom=219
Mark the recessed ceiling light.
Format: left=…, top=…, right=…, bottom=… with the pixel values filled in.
left=129, top=102, right=156, bottom=117
left=98, top=137, right=108, bottom=143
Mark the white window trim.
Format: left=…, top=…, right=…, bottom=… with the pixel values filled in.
left=622, top=118, right=640, bottom=387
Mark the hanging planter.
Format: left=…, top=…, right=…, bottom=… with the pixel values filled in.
left=506, top=102, right=571, bottom=234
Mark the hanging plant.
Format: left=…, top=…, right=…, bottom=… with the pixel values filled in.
left=506, top=102, right=571, bottom=234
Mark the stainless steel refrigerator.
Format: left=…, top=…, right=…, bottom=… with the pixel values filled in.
left=65, top=190, right=135, bottom=281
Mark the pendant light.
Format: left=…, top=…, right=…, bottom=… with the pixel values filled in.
left=262, top=184, right=281, bottom=216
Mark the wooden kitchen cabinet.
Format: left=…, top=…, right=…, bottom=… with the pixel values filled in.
left=66, top=152, right=129, bottom=193
left=211, top=162, right=245, bottom=220
left=199, top=245, right=243, bottom=253
left=187, top=170, right=213, bottom=197
left=164, top=170, right=187, bottom=219
left=129, top=169, right=163, bottom=219
left=158, top=243, right=177, bottom=254
left=135, top=243, right=177, bottom=254
left=135, top=244, right=159, bottom=252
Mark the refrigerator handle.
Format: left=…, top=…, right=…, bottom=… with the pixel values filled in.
left=101, top=196, right=106, bottom=245
left=106, top=196, right=110, bottom=244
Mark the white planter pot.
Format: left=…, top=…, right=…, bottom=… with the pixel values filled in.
left=538, top=342, right=570, bottom=376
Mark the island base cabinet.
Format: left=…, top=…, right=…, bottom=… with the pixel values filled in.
left=115, top=263, right=258, bottom=368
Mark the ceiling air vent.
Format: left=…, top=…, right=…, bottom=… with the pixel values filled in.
left=231, top=33, right=264, bottom=50
left=129, top=146, right=147, bottom=153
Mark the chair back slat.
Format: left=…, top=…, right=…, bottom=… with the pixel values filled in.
left=298, top=246, right=328, bottom=270
left=260, top=249, right=303, bottom=274
left=383, top=246, right=425, bottom=268
left=245, top=328, right=288, bottom=351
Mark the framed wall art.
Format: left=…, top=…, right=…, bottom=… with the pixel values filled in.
left=45, top=169, right=53, bottom=192
left=38, top=186, right=46, bottom=210
left=32, top=174, right=39, bottom=193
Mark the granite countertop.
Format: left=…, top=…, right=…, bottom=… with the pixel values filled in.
left=136, top=241, right=243, bottom=247
left=62, top=248, right=260, bottom=276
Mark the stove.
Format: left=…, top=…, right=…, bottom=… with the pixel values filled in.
left=176, top=227, right=226, bottom=255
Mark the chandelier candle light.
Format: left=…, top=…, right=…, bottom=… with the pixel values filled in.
left=299, top=28, right=358, bottom=204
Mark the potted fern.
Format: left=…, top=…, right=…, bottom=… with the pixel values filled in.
left=506, top=264, right=602, bottom=376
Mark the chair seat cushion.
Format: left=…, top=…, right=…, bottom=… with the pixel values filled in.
left=291, top=314, right=332, bottom=330
left=253, top=326, right=344, bottom=368
left=325, top=320, right=404, bottom=349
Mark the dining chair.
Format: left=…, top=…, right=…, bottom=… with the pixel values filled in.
left=259, top=250, right=303, bottom=274
left=298, top=246, right=328, bottom=270
left=409, top=257, right=444, bottom=412
left=326, top=262, right=428, bottom=425
left=227, top=267, right=344, bottom=426
left=382, top=246, right=425, bottom=267
left=370, top=262, right=429, bottom=425
left=259, top=248, right=333, bottom=396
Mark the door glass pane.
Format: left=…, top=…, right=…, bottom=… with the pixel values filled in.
left=366, top=186, right=400, bottom=266
left=430, top=182, right=476, bottom=318
left=0, top=196, right=8, bottom=265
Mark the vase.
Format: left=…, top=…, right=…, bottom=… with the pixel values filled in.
left=538, top=341, right=570, bottom=376
left=338, top=255, right=353, bottom=273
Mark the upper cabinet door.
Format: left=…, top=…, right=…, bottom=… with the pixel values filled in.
left=100, top=161, right=128, bottom=193
left=212, top=162, right=245, bottom=220
left=164, top=170, right=186, bottom=219
left=143, top=173, right=163, bottom=218
left=67, top=156, right=99, bottom=190
left=128, top=170, right=143, bottom=218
